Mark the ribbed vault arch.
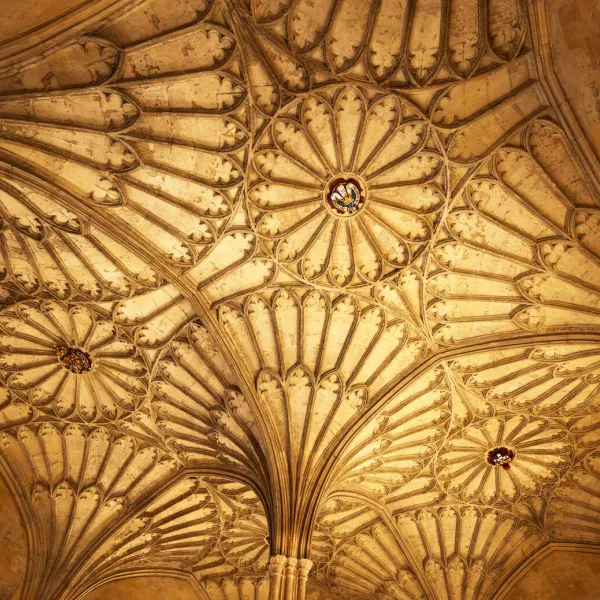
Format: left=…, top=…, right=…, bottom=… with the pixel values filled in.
left=0, top=1, right=600, bottom=598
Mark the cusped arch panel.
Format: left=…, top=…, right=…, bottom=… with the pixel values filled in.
left=0, top=300, right=148, bottom=423
left=237, top=0, right=527, bottom=86
left=310, top=495, right=428, bottom=600
left=1, top=1, right=600, bottom=599
left=0, top=421, right=270, bottom=600
left=310, top=492, right=546, bottom=600
left=428, top=143, right=600, bottom=347
left=249, top=85, right=446, bottom=289
left=0, top=1, right=251, bottom=295
left=149, top=318, right=267, bottom=478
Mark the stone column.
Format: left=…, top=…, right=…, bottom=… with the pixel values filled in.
left=268, top=555, right=314, bottom=600
left=283, top=557, right=297, bottom=600
left=269, top=555, right=287, bottom=600
left=296, top=558, right=314, bottom=600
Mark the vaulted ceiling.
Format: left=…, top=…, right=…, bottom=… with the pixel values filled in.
left=0, top=0, right=599, bottom=599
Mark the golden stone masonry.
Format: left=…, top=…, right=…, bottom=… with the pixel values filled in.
left=0, top=0, right=600, bottom=598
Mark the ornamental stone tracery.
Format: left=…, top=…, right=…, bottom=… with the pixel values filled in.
left=0, top=0, right=599, bottom=599
left=249, top=87, right=445, bottom=288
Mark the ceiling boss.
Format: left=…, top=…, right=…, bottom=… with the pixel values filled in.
left=57, top=346, right=94, bottom=374
left=487, top=446, right=515, bottom=471
left=325, top=175, right=366, bottom=216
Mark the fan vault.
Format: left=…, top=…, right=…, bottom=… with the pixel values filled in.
left=0, top=0, right=599, bottom=598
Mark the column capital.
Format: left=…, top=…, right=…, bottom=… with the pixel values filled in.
left=297, top=558, right=313, bottom=574
left=295, top=557, right=313, bottom=600
left=269, top=555, right=314, bottom=600
left=270, top=555, right=287, bottom=574
left=269, top=555, right=287, bottom=600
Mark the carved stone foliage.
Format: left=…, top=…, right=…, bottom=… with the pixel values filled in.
left=1, top=0, right=600, bottom=599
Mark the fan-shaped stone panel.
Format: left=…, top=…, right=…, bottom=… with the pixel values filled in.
left=217, top=286, right=432, bottom=501
left=0, top=0, right=599, bottom=599
left=248, top=85, right=446, bottom=289
left=0, top=2, right=250, bottom=282
left=331, top=365, right=452, bottom=499
left=310, top=496, right=427, bottom=600
left=397, top=505, right=545, bottom=600
left=0, top=423, right=179, bottom=600
left=149, top=319, right=265, bottom=475
left=428, top=146, right=600, bottom=346
left=0, top=300, right=148, bottom=423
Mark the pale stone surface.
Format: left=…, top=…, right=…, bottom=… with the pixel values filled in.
left=508, top=551, right=600, bottom=600
left=84, top=577, right=201, bottom=600
left=0, top=0, right=91, bottom=44
left=0, top=473, right=27, bottom=600
left=548, top=0, right=600, bottom=160
left=0, top=1, right=598, bottom=599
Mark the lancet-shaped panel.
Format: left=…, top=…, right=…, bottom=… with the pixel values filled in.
left=311, top=497, right=427, bottom=599
left=149, top=320, right=266, bottom=476
left=234, top=0, right=520, bottom=85
left=0, top=423, right=178, bottom=600
left=396, top=505, right=544, bottom=600
left=428, top=145, right=600, bottom=346
left=331, top=366, right=452, bottom=498
left=0, top=4, right=249, bottom=278
left=449, top=344, right=600, bottom=424
left=218, top=288, right=426, bottom=482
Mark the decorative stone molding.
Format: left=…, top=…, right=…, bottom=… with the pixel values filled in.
left=0, top=0, right=598, bottom=598
left=269, top=556, right=313, bottom=600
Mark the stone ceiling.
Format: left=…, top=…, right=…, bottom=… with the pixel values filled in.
left=0, top=0, right=599, bottom=599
